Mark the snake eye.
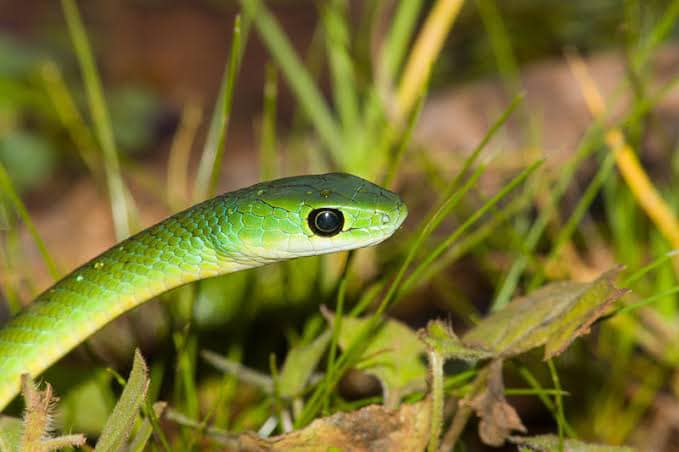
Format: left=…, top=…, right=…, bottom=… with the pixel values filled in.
left=308, top=209, right=344, bottom=237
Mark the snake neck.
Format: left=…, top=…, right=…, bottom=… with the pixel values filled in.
left=0, top=197, right=249, bottom=410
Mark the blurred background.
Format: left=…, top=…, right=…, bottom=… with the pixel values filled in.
left=1, top=0, right=678, bottom=450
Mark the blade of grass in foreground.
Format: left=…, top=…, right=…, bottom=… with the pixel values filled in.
left=475, top=0, right=519, bottom=88
left=241, top=0, right=344, bottom=164
left=624, top=249, right=679, bottom=286
left=491, top=119, right=606, bottom=311
left=259, top=63, right=279, bottom=181
left=395, top=0, right=464, bottom=121
left=529, top=153, right=616, bottom=289
left=321, top=0, right=359, bottom=139
left=61, top=0, right=130, bottom=240
left=383, top=93, right=524, bottom=303
left=0, top=162, right=60, bottom=281
left=634, top=0, right=679, bottom=69
left=379, top=0, right=426, bottom=84
left=95, top=350, right=149, bottom=452
left=396, top=160, right=543, bottom=300
left=167, top=101, right=203, bottom=210
left=513, top=363, right=576, bottom=437
left=415, top=190, right=532, bottom=295
left=194, top=15, right=248, bottom=201
left=362, top=0, right=425, bottom=154
left=39, top=61, right=100, bottom=177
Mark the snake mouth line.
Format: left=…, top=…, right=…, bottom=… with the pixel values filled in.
left=395, top=200, right=409, bottom=230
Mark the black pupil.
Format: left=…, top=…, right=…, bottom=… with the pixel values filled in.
left=309, top=209, right=344, bottom=236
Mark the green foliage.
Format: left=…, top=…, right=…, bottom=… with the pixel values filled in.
left=194, top=14, right=248, bottom=201
left=61, top=0, right=130, bottom=240
left=460, top=268, right=628, bottom=359
left=95, top=350, right=149, bottom=451
left=1, top=0, right=678, bottom=449
left=325, top=311, right=428, bottom=407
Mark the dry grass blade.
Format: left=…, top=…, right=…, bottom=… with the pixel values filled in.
left=396, top=0, right=464, bottom=120
left=567, top=51, right=679, bottom=275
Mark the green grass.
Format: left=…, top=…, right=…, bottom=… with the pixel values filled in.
left=0, top=0, right=678, bottom=450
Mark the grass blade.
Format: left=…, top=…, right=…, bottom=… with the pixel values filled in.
left=194, top=15, right=248, bottom=201
left=167, top=101, right=202, bottom=210
left=95, top=350, right=150, bottom=451
left=398, top=160, right=543, bottom=299
left=0, top=162, right=60, bottom=281
left=259, top=63, right=279, bottom=181
left=240, top=0, right=344, bottom=163
left=321, top=0, right=359, bottom=137
left=395, top=0, right=464, bottom=120
left=380, top=0, right=426, bottom=84
left=61, top=0, right=130, bottom=240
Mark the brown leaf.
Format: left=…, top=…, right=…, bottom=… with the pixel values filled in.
left=237, top=398, right=432, bottom=451
left=465, top=360, right=525, bottom=447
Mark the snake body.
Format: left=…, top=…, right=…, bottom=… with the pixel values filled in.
left=0, top=173, right=406, bottom=410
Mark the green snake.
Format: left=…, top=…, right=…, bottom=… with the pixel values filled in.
left=0, top=173, right=407, bottom=411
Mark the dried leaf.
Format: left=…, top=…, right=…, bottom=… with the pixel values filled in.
left=95, top=349, right=149, bottom=452
left=324, top=312, right=427, bottom=407
left=510, top=434, right=635, bottom=451
left=462, top=268, right=628, bottom=359
left=277, top=331, right=331, bottom=399
left=465, top=360, right=525, bottom=446
left=419, top=320, right=493, bottom=362
left=238, top=398, right=431, bottom=451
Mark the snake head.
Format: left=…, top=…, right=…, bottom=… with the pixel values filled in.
left=229, top=173, right=407, bottom=261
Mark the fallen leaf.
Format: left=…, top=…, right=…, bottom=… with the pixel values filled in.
left=462, top=268, right=628, bottom=359
left=464, top=360, right=526, bottom=446
left=238, top=398, right=431, bottom=451
left=324, top=311, right=427, bottom=407
left=510, top=434, right=635, bottom=451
